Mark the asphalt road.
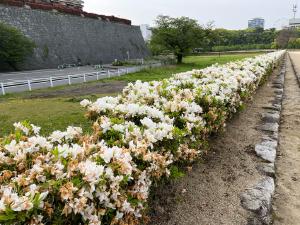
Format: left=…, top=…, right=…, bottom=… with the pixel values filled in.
left=0, top=63, right=161, bottom=94
left=0, top=64, right=122, bottom=82
left=0, top=66, right=115, bottom=94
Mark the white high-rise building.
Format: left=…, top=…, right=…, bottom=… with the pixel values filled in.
left=248, top=18, right=265, bottom=29
left=289, top=18, right=300, bottom=28
left=140, top=24, right=152, bottom=42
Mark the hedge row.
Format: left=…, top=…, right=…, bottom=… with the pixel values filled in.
left=0, top=51, right=285, bottom=224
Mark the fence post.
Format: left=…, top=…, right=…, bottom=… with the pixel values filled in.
left=27, top=80, right=32, bottom=91
left=96, top=72, right=99, bottom=80
left=118, top=69, right=120, bottom=76
left=1, top=83, right=5, bottom=95
left=83, top=74, right=86, bottom=82
left=142, top=58, right=144, bottom=65
left=126, top=68, right=129, bottom=74
left=68, top=75, right=72, bottom=85
left=50, top=77, right=53, bottom=87
left=108, top=70, right=111, bottom=78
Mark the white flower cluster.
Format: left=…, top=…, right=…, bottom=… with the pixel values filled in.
left=0, top=51, right=285, bottom=225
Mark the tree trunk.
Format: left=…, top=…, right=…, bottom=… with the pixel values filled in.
left=177, top=54, right=183, bottom=64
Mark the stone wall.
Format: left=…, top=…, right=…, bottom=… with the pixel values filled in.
left=0, top=5, right=149, bottom=70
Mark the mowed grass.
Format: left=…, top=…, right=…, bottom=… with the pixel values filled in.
left=109, top=53, right=260, bottom=82
left=0, top=98, right=92, bottom=135
left=0, top=53, right=259, bottom=136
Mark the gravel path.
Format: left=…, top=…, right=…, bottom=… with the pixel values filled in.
left=273, top=52, right=300, bottom=225
left=149, top=62, right=282, bottom=225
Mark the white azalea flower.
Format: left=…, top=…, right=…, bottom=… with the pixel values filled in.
left=80, top=99, right=92, bottom=107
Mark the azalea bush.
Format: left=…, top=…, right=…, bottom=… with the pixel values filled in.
left=0, top=51, right=285, bottom=225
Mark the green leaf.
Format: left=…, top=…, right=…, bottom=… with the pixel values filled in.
left=32, top=193, right=41, bottom=208
left=169, top=165, right=185, bottom=180
left=0, top=209, right=16, bottom=221
left=51, top=147, right=59, bottom=158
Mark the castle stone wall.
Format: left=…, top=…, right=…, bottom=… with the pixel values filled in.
left=0, top=5, right=149, bottom=70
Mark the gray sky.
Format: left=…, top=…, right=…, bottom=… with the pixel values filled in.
left=84, top=0, right=297, bottom=29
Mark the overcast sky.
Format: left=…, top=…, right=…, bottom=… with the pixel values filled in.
left=83, top=0, right=298, bottom=29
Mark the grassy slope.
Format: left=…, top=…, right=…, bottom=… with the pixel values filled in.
left=0, top=53, right=259, bottom=136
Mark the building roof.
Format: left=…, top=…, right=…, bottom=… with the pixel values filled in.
left=249, top=18, right=264, bottom=21
left=289, top=18, right=300, bottom=25
left=0, top=0, right=132, bottom=25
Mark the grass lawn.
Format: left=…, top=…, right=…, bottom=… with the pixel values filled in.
left=109, top=53, right=260, bottom=82
left=0, top=53, right=259, bottom=136
left=0, top=98, right=92, bottom=135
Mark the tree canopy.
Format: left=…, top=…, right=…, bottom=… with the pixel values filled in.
left=200, top=27, right=277, bottom=52
left=149, top=16, right=279, bottom=58
left=0, top=22, right=35, bottom=70
left=150, top=15, right=204, bottom=63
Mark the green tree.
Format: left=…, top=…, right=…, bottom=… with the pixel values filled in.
left=0, top=22, right=35, bottom=70
left=287, top=38, right=300, bottom=49
left=275, top=29, right=295, bottom=49
left=207, top=28, right=277, bottom=50
left=150, top=16, right=204, bottom=63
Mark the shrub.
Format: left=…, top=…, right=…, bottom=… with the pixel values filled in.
left=0, top=22, right=35, bottom=70
left=112, top=60, right=124, bottom=66
left=287, top=38, right=300, bottom=49
left=211, top=44, right=272, bottom=52
left=112, top=60, right=142, bottom=67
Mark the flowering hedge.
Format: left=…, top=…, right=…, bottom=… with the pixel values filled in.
left=0, top=51, right=285, bottom=225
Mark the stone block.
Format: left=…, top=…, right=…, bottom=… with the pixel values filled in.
left=255, top=143, right=276, bottom=163
left=261, top=112, right=280, bottom=123
left=260, top=123, right=279, bottom=133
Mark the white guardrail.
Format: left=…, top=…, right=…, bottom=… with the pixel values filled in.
left=0, top=63, right=162, bottom=95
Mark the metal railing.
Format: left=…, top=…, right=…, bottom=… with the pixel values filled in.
left=0, top=63, right=162, bottom=95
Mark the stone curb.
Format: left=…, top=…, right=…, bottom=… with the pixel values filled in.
left=240, top=56, right=286, bottom=225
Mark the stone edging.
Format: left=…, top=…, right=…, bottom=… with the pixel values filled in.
left=240, top=55, right=286, bottom=225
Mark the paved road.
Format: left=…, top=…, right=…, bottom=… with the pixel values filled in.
left=0, top=66, right=101, bottom=83
left=0, top=63, right=161, bottom=94
left=273, top=52, right=300, bottom=225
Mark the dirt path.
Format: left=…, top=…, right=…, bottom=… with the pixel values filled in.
left=149, top=63, right=282, bottom=225
left=26, top=80, right=127, bottom=98
left=273, top=52, right=300, bottom=225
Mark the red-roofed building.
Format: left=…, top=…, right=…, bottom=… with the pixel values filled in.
left=12, top=0, right=84, bottom=9
left=0, top=0, right=131, bottom=25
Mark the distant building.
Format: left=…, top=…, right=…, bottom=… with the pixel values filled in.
left=140, top=24, right=152, bottom=42
left=248, top=18, right=265, bottom=29
left=289, top=18, right=300, bottom=28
